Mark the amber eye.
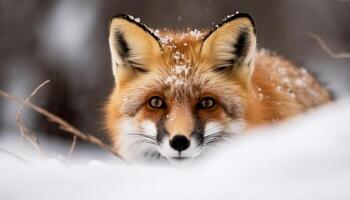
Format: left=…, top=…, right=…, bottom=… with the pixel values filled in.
left=149, top=96, right=165, bottom=109
left=198, top=97, right=216, bottom=109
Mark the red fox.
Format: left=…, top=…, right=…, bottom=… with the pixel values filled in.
left=104, top=13, right=331, bottom=163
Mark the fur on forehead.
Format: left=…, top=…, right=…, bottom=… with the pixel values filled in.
left=154, top=30, right=205, bottom=67
left=118, top=66, right=246, bottom=117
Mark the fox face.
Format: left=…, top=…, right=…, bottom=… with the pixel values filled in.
left=105, top=14, right=257, bottom=163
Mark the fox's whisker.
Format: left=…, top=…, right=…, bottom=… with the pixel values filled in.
left=129, top=139, right=157, bottom=150
left=203, top=131, right=232, bottom=146
left=130, top=139, right=155, bottom=146
left=139, top=127, right=158, bottom=137
left=127, top=133, right=157, bottom=141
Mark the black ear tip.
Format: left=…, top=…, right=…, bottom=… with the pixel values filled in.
left=234, top=13, right=255, bottom=26
left=108, top=13, right=162, bottom=48
left=108, top=14, right=127, bottom=32
left=109, top=14, right=138, bottom=22
left=203, top=12, right=256, bottom=41
left=222, top=13, right=256, bottom=34
left=110, top=13, right=130, bottom=19
left=108, top=14, right=138, bottom=27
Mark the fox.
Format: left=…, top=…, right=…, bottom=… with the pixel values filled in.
left=104, top=13, right=331, bottom=163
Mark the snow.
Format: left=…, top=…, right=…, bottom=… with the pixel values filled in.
left=173, top=51, right=181, bottom=60
left=177, top=16, right=182, bottom=22
left=189, top=29, right=202, bottom=39
left=163, top=49, right=192, bottom=87
left=134, top=17, right=141, bottom=23
left=159, top=35, right=173, bottom=45
left=1, top=98, right=350, bottom=199
left=163, top=75, right=177, bottom=85
left=173, top=65, right=191, bottom=75
left=163, top=75, right=186, bottom=86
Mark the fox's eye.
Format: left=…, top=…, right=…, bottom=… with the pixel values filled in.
left=198, top=97, right=216, bottom=109
left=149, top=96, right=165, bottom=109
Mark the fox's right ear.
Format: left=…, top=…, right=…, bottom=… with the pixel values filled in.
left=108, top=15, right=162, bottom=79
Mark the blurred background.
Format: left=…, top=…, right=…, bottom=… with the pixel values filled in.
left=0, top=0, right=349, bottom=157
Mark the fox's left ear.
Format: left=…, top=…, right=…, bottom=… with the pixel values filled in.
left=109, top=15, right=162, bottom=78
left=201, top=13, right=256, bottom=73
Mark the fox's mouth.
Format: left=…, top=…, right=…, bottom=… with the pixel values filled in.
left=166, top=156, right=194, bottom=164
left=171, top=156, right=190, bottom=160
left=143, top=152, right=195, bottom=164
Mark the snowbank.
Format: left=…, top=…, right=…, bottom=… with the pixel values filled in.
left=1, top=99, right=350, bottom=200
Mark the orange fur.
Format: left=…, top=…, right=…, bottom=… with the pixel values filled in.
left=104, top=14, right=331, bottom=160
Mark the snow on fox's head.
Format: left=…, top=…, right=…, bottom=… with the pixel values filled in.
left=105, top=14, right=256, bottom=163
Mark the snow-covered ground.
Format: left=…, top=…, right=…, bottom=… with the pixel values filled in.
left=1, top=99, right=350, bottom=200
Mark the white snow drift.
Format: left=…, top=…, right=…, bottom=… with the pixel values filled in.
left=1, top=99, right=350, bottom=200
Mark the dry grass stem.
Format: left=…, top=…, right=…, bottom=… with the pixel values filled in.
left=67, top=136, right=77, bottom=161
left=16, top=80, right=50, bottom=153
left=309, top=33, right=350, bottom=59
left=0, top=147, right=30, bottom=164
left=0, top=83, right=124, bottom=161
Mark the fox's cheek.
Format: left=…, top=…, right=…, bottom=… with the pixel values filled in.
left=204, top=122, right=224, bottom=137
left=139, top=120, right=158, bottom=138
left=204, top=119, right=246, bottom=137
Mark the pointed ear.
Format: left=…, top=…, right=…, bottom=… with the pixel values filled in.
left=108, top=14, right=162, bottom=78
left=201, top=13, right=256, bottom=72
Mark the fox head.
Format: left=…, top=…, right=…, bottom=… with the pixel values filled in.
left=105, top=13, right=257, bottom=163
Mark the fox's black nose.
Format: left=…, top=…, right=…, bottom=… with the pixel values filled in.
left=170, top=135, right=190, bottom=152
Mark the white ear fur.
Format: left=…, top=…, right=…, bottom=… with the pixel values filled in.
left=201, top=13, right=257, bottom=71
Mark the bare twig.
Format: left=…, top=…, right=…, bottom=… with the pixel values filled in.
left=0, top=147, right=30, bottom=164
left=0, top=89, right=124, bottom=161
left=67, top=136, right=77, bottom=161
left=309, top=33, right=350, bottom=59
left=16, top=80, right=50, bottom=153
